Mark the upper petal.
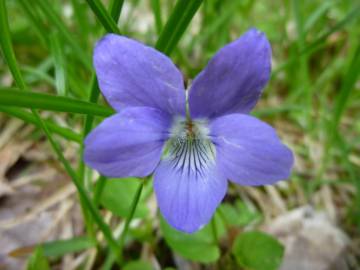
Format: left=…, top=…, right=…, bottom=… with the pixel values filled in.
left=210, top=114, right=293, bottom=186
left=94, top=34, right=186, bottom=115
left=154, top=160, right=227, bottom=233
left=84, top=107, right=171, bottom=178
left=189, top=28, right=271, bottom=119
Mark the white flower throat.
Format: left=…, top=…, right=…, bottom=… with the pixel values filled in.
left=164, top=117, right=216, bottom=176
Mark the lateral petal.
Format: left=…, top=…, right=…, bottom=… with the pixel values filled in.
left=210, top=113, right=293, bottom=186
left=84, top=107, right=171, bottom=178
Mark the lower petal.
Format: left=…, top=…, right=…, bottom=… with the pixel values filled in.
left=210, top=114, right=294, bottom=186
left=154, top=160, right=227, bottom=233
left=84, top=107, right=171, bottom=178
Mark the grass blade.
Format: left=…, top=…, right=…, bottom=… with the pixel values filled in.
left=34, top=0, right=92, bottom=70
left=43, top=237, right=96, bottom=257
left=17, top=0, right=48, bottom=47
left=329, top=44, right=360, bottom=140
left=272, top=5, right=360, bottom=77
left=304, top=1, right=335, bottom=32
left=71, top=0, right=91, bottom=45
left=50, top=32, right=67, bottom=96
left=0, top=88, right=114, bottom=117
left=86, top=0, right=121, bottom=34
left=302, top=5, right=360, bottom=55
left=9, top=236, right=96, bottom=258
left=26, top=247, right=50, bottom=270
left=156, top=0, right=203, bottom=55
left=109, top=0, right=124, bottom=22
left=0, top=106, right=81, bottom=143
left=151, top=0, right=163, bottom=34
left=22, top=65, right=55, bottom=86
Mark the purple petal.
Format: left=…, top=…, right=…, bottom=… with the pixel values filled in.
left=84, top=107, right=171, bottom=178
left=94, top=34, right=186, bottom=115
left=210, top=114, right=293, bottom=186
left=189, top=28, right=271, bottom=119
left=154, top=161, right=227, bottom=233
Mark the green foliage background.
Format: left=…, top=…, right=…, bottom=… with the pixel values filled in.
left=0, top=0, right=359, bottom=269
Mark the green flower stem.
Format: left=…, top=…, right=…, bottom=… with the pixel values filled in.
left=78, top=0, right=124, bottom=261
left=78, top=0, right=124, bottom=194
left=102, top=180, right=145, bottom=269
left=93, top=175, right=107, bottom=207
left=211, top=216, right=219, bottom=245
left=0, top=1, right=121, bottom=266
left=118, top=180, right=145, bottom=256
left=79, top=76, right=101, bottom=190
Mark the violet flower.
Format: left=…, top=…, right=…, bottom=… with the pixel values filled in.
left=84, top=29, right=294, bottom=233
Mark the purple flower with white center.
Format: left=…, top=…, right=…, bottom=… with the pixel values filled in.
left=84, top=28, right=294, bottom=233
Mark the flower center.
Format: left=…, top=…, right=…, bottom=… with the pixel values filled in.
left=164, top=117, right=216, bottom=176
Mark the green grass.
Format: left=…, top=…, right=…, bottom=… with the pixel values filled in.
left=0, top=0, right=359, bottom=268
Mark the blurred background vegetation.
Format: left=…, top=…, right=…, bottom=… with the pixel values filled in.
left=0, top=0, right=359, bottom=269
